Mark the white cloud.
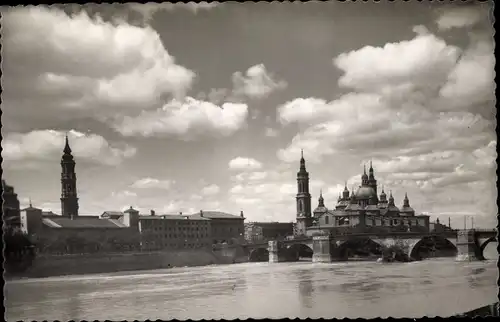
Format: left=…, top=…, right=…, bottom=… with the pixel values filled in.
left=111, top=190, right=138, bottom=198
left=3, top=130, right=136, bottom=166
left=277, top=25, right=496, bottom=224
left=334, top=26, right=460, bottom=93
left=228, top=157, right=263, bottom=171
left=201, top=184, right=221, bottom=196
left=227, top=166, right=346, bottom=222
left=435, top=5, right=486, bottom=31
left=232, top=64, right=287, bottom=99
left=111, top=97, right=249, bottom=138
left=130, top=178, right=174, bottom=190
left=2, top=6, right=195, bottom=127
left=439, top=38, right=495, bottom=112
left=128, top=2, right=221, bottom=24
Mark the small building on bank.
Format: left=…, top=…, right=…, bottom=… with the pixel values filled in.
left=244, top=222, right=294, bottom=243
left=189, top=210, right=245, bottom=245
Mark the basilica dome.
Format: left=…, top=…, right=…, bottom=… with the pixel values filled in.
left=355, top=186, right=377, bottom=200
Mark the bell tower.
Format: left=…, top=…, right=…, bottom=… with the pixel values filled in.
left=60, top=134, right=79, bottom=218
left=295, top=150, right=312, bottom=235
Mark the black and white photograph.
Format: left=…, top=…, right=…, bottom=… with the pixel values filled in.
left=2, top=1, right=498, bottom=320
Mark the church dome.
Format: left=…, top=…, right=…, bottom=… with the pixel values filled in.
left=313, top=205, right=328, bottom=214
left=355, top=186, right=377, bottom=199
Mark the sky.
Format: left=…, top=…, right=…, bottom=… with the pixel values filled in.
left=2, top=2, right=496, bottom=228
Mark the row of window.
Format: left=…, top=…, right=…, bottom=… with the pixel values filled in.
left=141, top=221, right=209, bottom=228
left=213, top=227, right=243, bottom=233
left=147, top=226, right=209, bottom=232
left=143, top=242, right=210, bottom=249
left=146, top=233, right=209, bottom=239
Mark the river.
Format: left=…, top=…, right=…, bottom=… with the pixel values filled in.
left=5, top=243, right=498, bottom=320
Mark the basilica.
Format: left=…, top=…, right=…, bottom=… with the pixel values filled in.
left=294, top=152, right=430, bottom=236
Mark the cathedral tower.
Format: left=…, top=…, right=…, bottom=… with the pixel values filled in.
left=60, top=134, right=79, bottom=218
left=295, top=150, right=312, bottom=235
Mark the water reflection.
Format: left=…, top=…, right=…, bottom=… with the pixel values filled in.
left=296, top=270, right=314, bottom=308
left=6, top=259, right=498, bottom=320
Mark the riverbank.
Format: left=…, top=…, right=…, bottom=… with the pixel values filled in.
left=455, top=303, right=499, bottom=317
left=6, top=248, right=247, bottom=279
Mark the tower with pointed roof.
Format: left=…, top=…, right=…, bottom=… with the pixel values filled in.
left=361, top=164, right=369, bottom=186
left=400, top=192, right=415, bottom=216
left=367, top=161, right=378, bottom=196
left=60, top=134, right=79, bottom=218
left=295, top=150, right=312, bottom=235
left=313, top=189, right=328, bottom=218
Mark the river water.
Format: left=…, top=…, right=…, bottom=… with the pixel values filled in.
left=6, top=243, right=498, bottom=320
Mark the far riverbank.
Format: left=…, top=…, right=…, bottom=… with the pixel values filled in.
left=6, top=248, right=247, bottom=279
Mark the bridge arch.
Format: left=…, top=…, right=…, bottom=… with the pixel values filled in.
left=286, top=243, right=313, bottom=259
left=337, top=238, right=384, bottom=260
left=408, top=236, right=457, bottom=260
left=479, top=236, right=497, bottom=256
left=248, top=247, right=269, bottom=262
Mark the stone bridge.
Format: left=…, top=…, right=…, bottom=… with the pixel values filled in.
left=238, top=229, right=497, bottom=263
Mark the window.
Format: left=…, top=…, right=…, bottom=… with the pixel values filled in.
left=325, top=216, right=329, bottom=225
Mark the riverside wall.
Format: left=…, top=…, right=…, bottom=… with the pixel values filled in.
left=12, top=248, right=248, bottom=279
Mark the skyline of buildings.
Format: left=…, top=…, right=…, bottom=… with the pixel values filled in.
left=2, top=3, right=496, bottom=230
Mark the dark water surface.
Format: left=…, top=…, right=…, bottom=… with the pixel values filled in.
left=5, top=243, right=498, bottom=320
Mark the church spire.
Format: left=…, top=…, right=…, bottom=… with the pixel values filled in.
left=62, top=133, right=74, bottom=162
left=64, top=133, right=72, bottom=154
left=318, top=189, right=325, bottom=207
left=361, top=163, right=368, bottom=185
left=369, top=160, right=375, bottom=179
left=299, top=149, right=307, bottom=171
left=388, top=190, right=395, bottom=206
left=342, top=181, right=350, bottom=199
left=403, top=192, right=410, bottom=207
left=61, top=133, right=79, bottom=218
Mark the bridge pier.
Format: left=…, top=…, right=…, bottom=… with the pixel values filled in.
left=312, top=235, right=332, bottom=263
left=456, top=230, right=484, bottom=261
left=268, top=240, right=280, bottom=263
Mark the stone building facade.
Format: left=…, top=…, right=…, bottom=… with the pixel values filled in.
left=190, top=210, right=246, bottom=244
left=137, top=212, right=212, bottom=251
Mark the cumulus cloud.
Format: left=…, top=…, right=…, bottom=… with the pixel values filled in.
left=128, top=2, right=221, bottom=24
left=279, top=27, right=495, bottom=163
left=3, top=130, right=136, bottom=167
left=277, top=24, right=495, bottom=223
left=232, top=64, right=287, bottom=99
left=111, top=97, right=249, bottom=139
left=111, top=190, right=138, bottom=198
left=334, top=26, right=460, bottom=93
left=227, top=166, right=345, bottom=222
left=130, top=178, right=174, bottom=190
left=201, top=184, right=221, bottom=196
left=2, top=6, right=195, bottom=129
left=435, top=5, right=487, bottom=31
left=439, top=38, right=495, bottom=112
left=228, top=157, right=263, bottom=171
